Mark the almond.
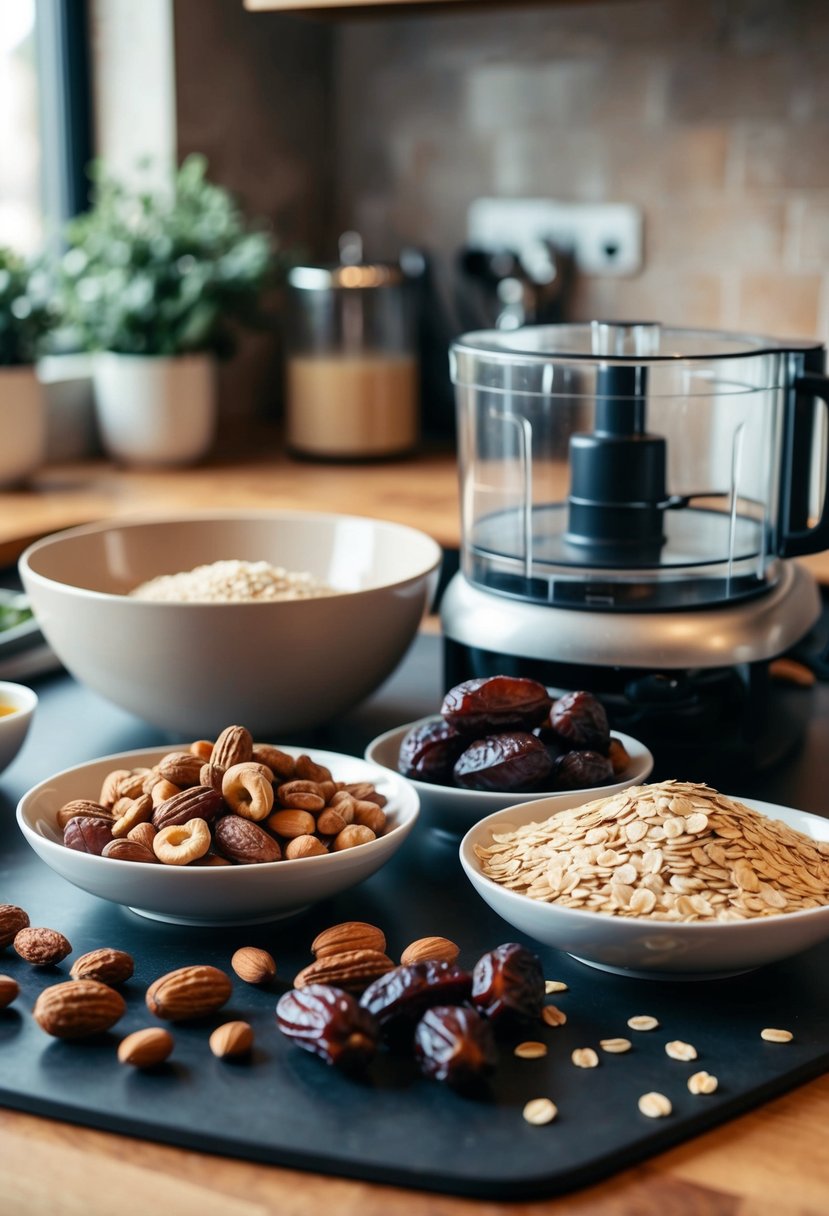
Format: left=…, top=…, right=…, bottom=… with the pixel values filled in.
left=312, top=921, right=387, bottom=959
left=102, top=838, right=158, bottom=863
left=332, top=825, right=375, bottom=851
left=127, top=821, right=157, bottom=851
left=266, top=809, right=316, bottom=839
left=152, top=785, right=223, bottom=830
left=231, top=946, right=276, bottom=985
left=34, top=980, right=126, bottom=1039
left=190, top=739, right=215, bottom=761
left=111, top=793, right=153, bottom=838
left=100, top=768, right=131, bottom=808
left=294, top=949, right=395, bottom=994
left=211, top=725, right=253, bottom=771
left=146, top=964, right=233, bottom=1021
left=351, top=801, right=387, bottom=835
left=315, top=808, right=348, bottom=836
left=293, top=754, right=333, bottom=785
left=157, top=751, right=205, bottom=787
left=0, top=975, right=19, bottom=1008
left=118, top=1027, right=175, bottom=1068
left=209, top=1020, right=254, bottom=1058
left=0, top=904, right=29, bottom=948
left=70, top=948, right=135, bottom=986
left=252, top=744, right=295, bottom=779
left=400, top=936, right=461, bottom=967
left=285, top=835, right=328, bottom=859
left=14, top=927, right=72, bottom=966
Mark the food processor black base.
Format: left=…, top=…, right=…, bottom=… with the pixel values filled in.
left=440, top=567, right=822, bottom=783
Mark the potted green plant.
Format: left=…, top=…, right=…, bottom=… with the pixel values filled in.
left=60, top=155, right=273, bottom=466
left=0, top=248, right=54, bottom=485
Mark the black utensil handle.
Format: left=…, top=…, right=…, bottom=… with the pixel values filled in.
left=778, top=372, right=829, bottom=558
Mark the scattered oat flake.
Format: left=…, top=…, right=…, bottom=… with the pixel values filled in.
left=523, top=1098, right=558, bottom=1125
left=515, top=1041, right=548, bottom=1060
left=571, top=1047, right=599, bottom=1069
left=542, top=1005, right=567, bottom=1027
left=665, top=1040, right=698, bottom=1062
left=627, top=1015, right=659, bottom=1031
left=600, top=1037, right=632, bottom=1054
left=761, top=1028, right=793, bottom=1043
left=688, top=1071, right=718, bottom=1095
left=545, top=980, right=568, bottom=994
left=638, top=1092, right=672, bottom=1118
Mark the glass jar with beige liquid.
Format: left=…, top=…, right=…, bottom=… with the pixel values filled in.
left=286, top=240, right=419, bottom=460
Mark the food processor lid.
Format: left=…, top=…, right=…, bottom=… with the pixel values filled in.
left=452, top=321, right=824, bottom=366
left=288, top=229, right=405, bottom=291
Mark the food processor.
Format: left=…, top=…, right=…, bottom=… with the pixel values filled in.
left=441, top=322, right=829, bottom=776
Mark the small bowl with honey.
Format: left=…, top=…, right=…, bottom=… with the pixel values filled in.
left=0, top=681, right=38, bottom=774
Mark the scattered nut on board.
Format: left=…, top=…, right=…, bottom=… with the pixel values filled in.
left=638, top=1092, right=672, bottom=1118
left=514, top=1041, right=548, bottom=1060
left=665, top=1040, right=698, bottom=1062
left=600, top=1038, right=632, bottom=1054
left=118, top=1028, right=175, bottom=1068
left=231, top=947, right=276, bottom=986
left=0, top=976, right=19, bottom=1009
left=627, top=1015, right=659, bottom=1031
left=761, top=1028, right=793, bottom=1043
left=210, top=1020, right=254, bottom=1059
left=688, top=1071, right=718, bottom=1095
left=523, top=1098, right=558, bottom=1125
left=545, top=980, right=568, bottom=994
left=571, top=1048, right=599, bottom=1069
left=541, top=1005, right=567, bottom=1027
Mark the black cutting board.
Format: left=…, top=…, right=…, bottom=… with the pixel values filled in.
left=0, top=661, right=828, bottom=1200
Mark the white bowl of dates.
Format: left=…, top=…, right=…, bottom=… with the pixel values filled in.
left=365, top=679, right=653, bottom=834
left=16, top=735, right=419, bottom=926
left=460, top=780, right=829, bottom=978
left=19, top=511, right=441, bottom=735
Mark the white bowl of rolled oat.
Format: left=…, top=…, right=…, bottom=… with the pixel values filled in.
left=19, top=512, right=441, bottom=735
left=460, top=781, right=829, bottom=978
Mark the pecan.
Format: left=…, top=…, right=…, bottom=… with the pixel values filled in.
left=214, top=815, right=281, bottom=864
left=0, top=904, right=30, bottom=949
left=14, top=927, right=72, bottom=966
left=56, top=799, right=113, bottom=831
left=70, top=948, right=135, bottom=986
left=117, top=768, right=151, bottom=800
left=157, top=751, right=205, bottom=788
left=294, top=949, right=395, bottom=994
left=146, top=964, right=232, bottom=1021
left=34, top=980, right=126, bottom=1039
left=199, top=762, right=225, bottom=794
left=276, top=780, right=325, bottom=813
left=211, top=725, right=253, bottom=771
left=152, top=785, right=223, bottom=830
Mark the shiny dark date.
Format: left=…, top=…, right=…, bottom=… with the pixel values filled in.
left=63, top=816, right=114, bottom=856
left=398, top=719, right=467, bottom=785
left=472, top=943, right=544, bottom=1026
left=276, top=984, right=379, bottom=1070
left=453, top=731, right=552, bottom=792
left=441, top=676, right=552, bottom=736
left=548, top=690, right=610, bottom=753
left=360, top=961, right=472, bottom=1037
left=551, top=749, right=614, bottom=789
left=414, top=1006, right=497, bottom=1090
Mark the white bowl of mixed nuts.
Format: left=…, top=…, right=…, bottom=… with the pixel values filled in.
left=16, top=733, right=419, bottom=926
left=19, top=511, right=441, bottom=736
left=460, top=781, right=829, bottom=978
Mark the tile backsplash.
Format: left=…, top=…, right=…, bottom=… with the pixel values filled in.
left=333, top=0, right=829, bottom=341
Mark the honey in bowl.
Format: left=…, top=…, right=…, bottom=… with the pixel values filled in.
left=0, top=704, right=19, bottom=717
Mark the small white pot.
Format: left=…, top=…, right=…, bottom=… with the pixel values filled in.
left=93, top=352, right=217, bottom=466
left=0, top=366, right=46, bottom=487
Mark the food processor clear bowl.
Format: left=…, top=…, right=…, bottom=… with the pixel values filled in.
left=450, top=322, right=829, bottom=611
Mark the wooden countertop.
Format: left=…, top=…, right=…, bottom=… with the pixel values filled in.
left=3, top=436, right=829, bottom=587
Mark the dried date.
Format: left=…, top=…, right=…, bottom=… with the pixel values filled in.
left=214, top=815, right=281, bottom=864
left=414, top=1006, right=497, bottom=1090
left=453, top=732, right=552, bottom=793
left=63, top=816, right=114, bottom=856
left=548, top=690, right=610, bottom=753
left=472, top=943, right=544, bottom=1027
left=441, top=676, right=552, bottom=736
left=398, top=719, right=467, bottom=785
left=276, top=983, right=379, bottom=1070
left=551, top=749, right=613, bottom=789
left=360, top=960, right=472, bottom=1039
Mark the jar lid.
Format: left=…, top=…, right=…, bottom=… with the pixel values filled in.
left=288, top=263, right=404, bottom=290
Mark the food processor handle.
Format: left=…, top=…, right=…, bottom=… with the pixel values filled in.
left=778, top=373, right=829, bottom=558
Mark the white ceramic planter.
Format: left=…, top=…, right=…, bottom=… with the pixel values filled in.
left=93, top=351, right=217, bottom=466
left=0, top=366, right=46, bottom=487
